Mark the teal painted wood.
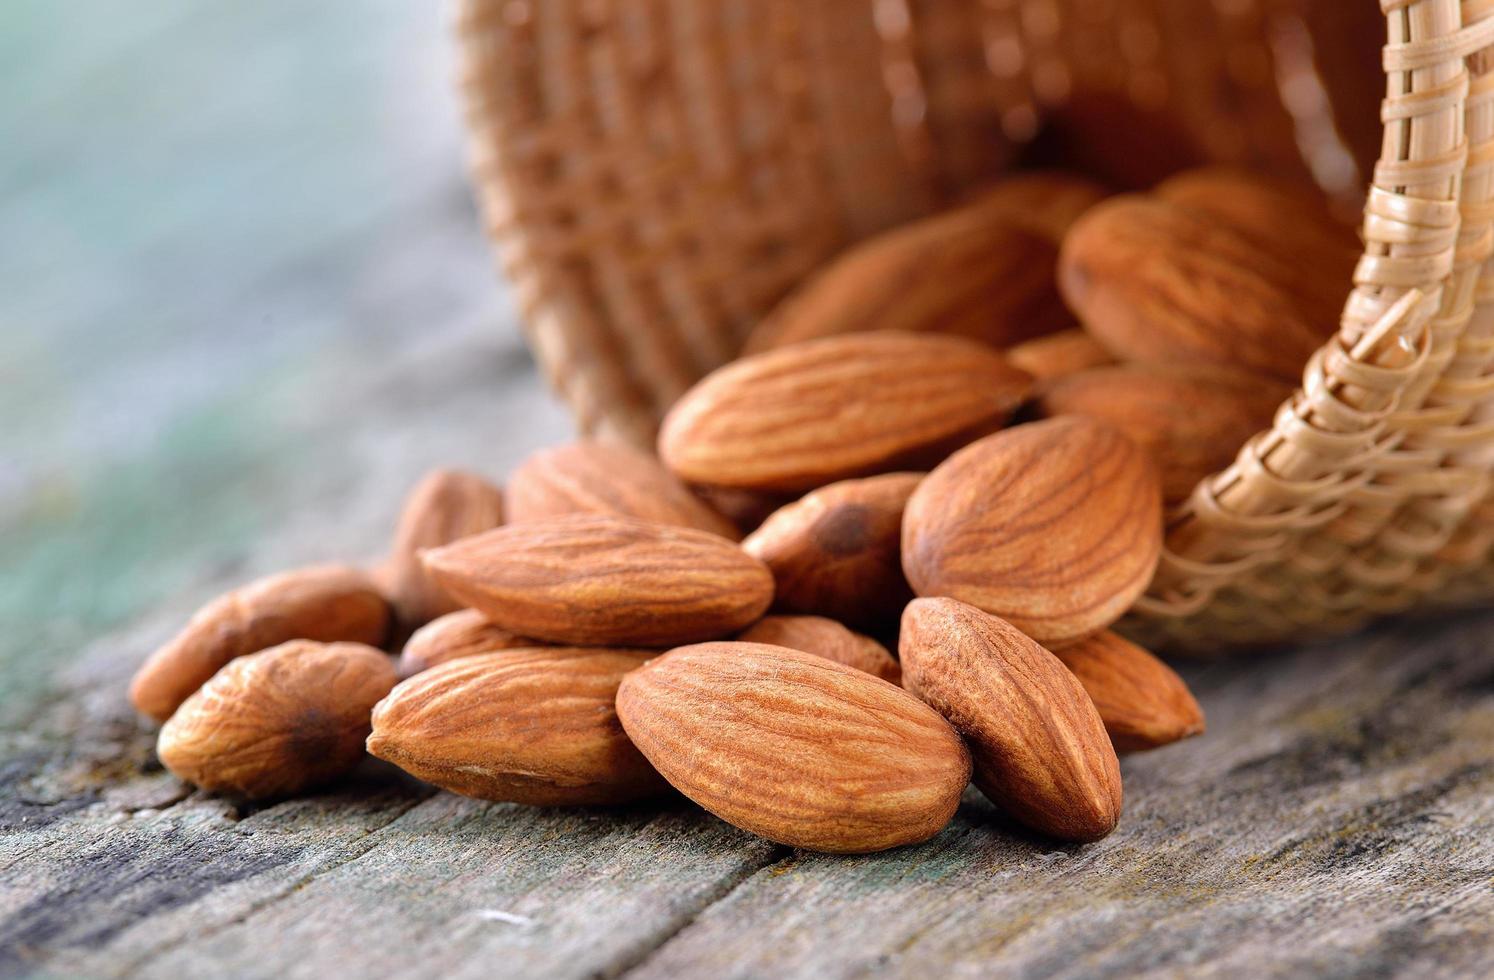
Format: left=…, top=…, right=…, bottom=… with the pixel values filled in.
left=1, top=3, right=1491, bottom=978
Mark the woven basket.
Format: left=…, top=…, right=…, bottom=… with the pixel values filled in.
left=455, top=0, right=1494, bottom=650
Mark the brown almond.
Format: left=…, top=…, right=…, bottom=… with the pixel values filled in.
left=380, top=469, right=506, bottom=627
left=368, top=647, right=667, bottom=805
left=617, top=642, right=971, bottom=853
left=743, top=204, right=1071, bottom=354
left=899, top=598, right=1122, bottom=842
left=902, top=417, right=1162, bottom=647
left=742, top=472, right=921, bottom=633
left=736, top=615, right=900, bottom=684
left=420, top=515, right=774, bottom=646
left=130, top=565, right=391, bottom=723
left=1006, top=328, right=1115, bottom=381
left=966, top=170, right=1109, bottom=242
left=1034, top=364, right=1292, bottom=504
left=157, top=640, right=397, bottom=799
left=1051, top=631, right=1205, bottom=753
left=660, top=333, right=1032, bottom=494
left=396, top=608, right=541, bottom=679
left=1059, top=196, right=1340, bottom=382
left=691, top=486, right=795, bottom=537
left=507, top=440, right=739, bottom=539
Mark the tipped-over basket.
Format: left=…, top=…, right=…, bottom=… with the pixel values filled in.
left=455, top=0, right=1494, bottom=650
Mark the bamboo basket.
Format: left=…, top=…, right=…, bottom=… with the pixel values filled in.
left=455, top=0, right=1494, bottom=650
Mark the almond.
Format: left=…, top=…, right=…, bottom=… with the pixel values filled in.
left=130, top=565, right=391, bottom=723
left=380, top=469, right=506, bottom=627
left=691, top=486, right=794, bottom=537
left=1051, top=631, right=1205, bottom=753
left=966, top=170, right=1108, bottom=242
left=507, top=440, right=739, bottom=539
left=1034, top=364, right=1292, bottom=504
left=1059, top=196, right=1340, bottom=382
left=396, top=608, right=540, bottom=678
left=736, top=615, right=900, bottom=684
left=616, top=642, right=971, bottom=853
left=660, top=333, right=1032, bottom=494
left=742, top=472, right=921, bottom=633
left=367, top=647, right=667, bottom=805
left=899, top=598, right=1122, bottom=842
left=742, top=204, right=1071, bottom=354
left=157, top=640, right=397, bottom=799
left=902, top=417, right=1162, bottom=647
left=1005, top=328, right=1115, bottom=381
left=420, top=515, right=774, bottom=646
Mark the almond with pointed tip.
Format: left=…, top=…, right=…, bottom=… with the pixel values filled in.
left=1060, top=196, right=1340, bottom=382
left=899, top=598, right=1122, bottom=842
left=736, top=615, right=900, bottom=684
left=420, top=515, right=774, bottom=646
left=1034, top=363, right=1292, bottom=504
left=902, top=416, right=1162, bottom=648
left=380, top=469, right=506, bottom=627
left=1052, top=631, right=1205, bottom=753
left=157, top=640, right=397, bottom=799
left=742, top=472, right=921, bottom=633
left=965, top=170, right=1108, bottom=242
left=396, top=608, right=541, bottom=678
left=617, top=642, right=971, bottom=853
left=661, top=332, right=1032, bottom=495
left=368, top=647, right=667, bottom=805
left=1006, top=328, right=1115, bottom=381
left=742, top=205, right=1071, bottom=354
left=130, top=565, right=391, bottom=723
left=506, top=440, right=739, bottom=539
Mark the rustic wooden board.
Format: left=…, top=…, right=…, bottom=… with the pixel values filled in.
left=3, top=3, right=1492, bottom=978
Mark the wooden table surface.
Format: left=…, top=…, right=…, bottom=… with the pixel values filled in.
left=2, top=4, right=1491, bottom=978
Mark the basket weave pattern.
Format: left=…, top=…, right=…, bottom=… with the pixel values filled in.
left=457, top=0, right=1494, bottom=648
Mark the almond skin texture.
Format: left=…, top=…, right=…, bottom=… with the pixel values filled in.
left=1006, top=328, right=1116, bottom=381
left=617, top=642, right=971, bottom=853
left=507, top=441, right=739, bottom=539
left=899, top=598, right=1122, bottom=842
left=1052, top=631, right=1206, bottom=753
left=1060, top=196, right=1340, bottom=382
left=396, top=608, right=541, bottom=679
left=902, top=417, right=1162, bottom=648
left=157, top=640, right=397, bottom=799
left=130, top=565, right=391, bottom=723
left=420, top=515, right=774, bottom=647
left=1034, top=364, right=1292, bottom=504
left=966, top=171, right=1109, bottom=243
left=380, top=469, right=506, bottom=627
left=367, top=647, right=667, bottom=805
left=742, top=472, right=921, bottom=633
left=736, top=615, right=901, bottom=684
left=660, top=333, right=1032, bottom=494
left=743, top=205, right=1071, bottom=354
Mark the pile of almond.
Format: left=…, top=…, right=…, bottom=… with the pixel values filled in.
left=130, top=167, right=1356, bottom=853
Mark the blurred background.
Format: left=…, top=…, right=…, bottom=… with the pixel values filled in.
left=0, top=1, right=570, bottom=718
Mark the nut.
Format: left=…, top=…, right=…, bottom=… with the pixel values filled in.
left=1034, top=363, right=1292, bottom=505
left=420, top=515, right=774, bottom=646
left=736, top=614, right=900, bottom=684
left=742, top=472, right=921, bottom=633
left=130, top=564, right=391, bottom=723
left=743, top=202, right=1071, bottom=354
left=1005, top=328, right=1115, bottom=381
left=1060, top=195, right=1340, bottom=382
left=1051, top=631, right=1205, bottom=753
left=660, top=332, right=1032, bottom=494
left=899, top=598, right=1122, bottom=842
left=380, top=469, right=506, bottom=627
left=396, top=608, right=540, bottom=678
left=902, top=416, right=1162, bottom=648
left=964, top=170, right=1108, bottom=243
left=616, top=642, right=971, bottom=853
left=506, top=440, right=739, bottom=539
left=156, top=640, right=397, bottom=799
left=367, top=647, right=667, bottom=805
